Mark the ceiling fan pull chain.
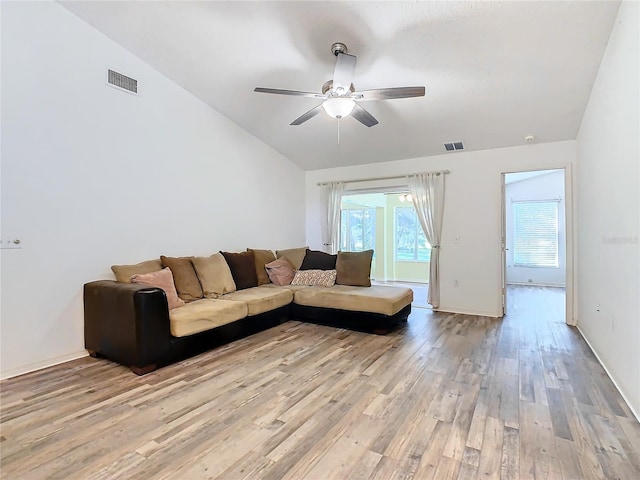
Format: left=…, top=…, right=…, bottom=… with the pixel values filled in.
left=337, top=117, right=341, bottom=152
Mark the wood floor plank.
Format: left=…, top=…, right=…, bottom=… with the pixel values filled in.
left=1, top=286, right=638, bottom=479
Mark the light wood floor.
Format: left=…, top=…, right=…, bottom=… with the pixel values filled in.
left=1, top=286, right=639, bottom=479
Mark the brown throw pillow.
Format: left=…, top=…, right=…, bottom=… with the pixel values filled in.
left=131, top=268, right=185, bottom=310
left=265, top=257, right=295, bottom=286
left=335, top=250, right=374, bottom=287
left=300, top=249, right=337, bottom=270
left=276, top=246, right=309, bottom=270
left=247, top=248, right=276, bottom=286
left=111, top=259, right=162, bottom=283
left=220, top=251, right=259, bottom=290
left=160, top=256, right=204, bottom=301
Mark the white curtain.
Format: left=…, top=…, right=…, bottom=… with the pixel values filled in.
left=324, top=182, right=344, bottom=254
left=408, top=173, right=445, bottom=308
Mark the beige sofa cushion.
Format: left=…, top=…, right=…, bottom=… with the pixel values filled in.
left=111, top=259, right=162, bottom=283
left=260, top=283, right=310, bottom=292
left=220, top=286, right=293, bottom=316
left=293, top=285, right=413, bottom=316
left=192, top=253, right=237, bottom=298
left=276, top=246, right=309, bottom=270
left=169, top=298, right=248, bottom=337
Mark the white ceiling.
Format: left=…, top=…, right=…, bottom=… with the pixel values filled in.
left=60, top=1, right=620, bottom=171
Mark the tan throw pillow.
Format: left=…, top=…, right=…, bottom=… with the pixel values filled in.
left=191, top=253, right=237, bottom=298
left=276, top=246, right=309, bottom=270
left=131, top=268, right=185, bottom=310
left=160, top=256, right=203, bottom=301
left=335, top=250, right=374, bottom=287
left=111, top=259, right=162, bottom=283
left=291, top=269, right=337, bottom=287
left=247, top=248, right=276, bottom=286
left=265, top=257, right=295, bottom=286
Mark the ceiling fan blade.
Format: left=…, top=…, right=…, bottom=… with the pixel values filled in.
left=290, top=104, right=324, bottom=125
left=353, top=86, right=425, bottom=101
left=254, top=87, right=326, bottom=98
left=332, top=53, right=356, bottom=94
left=351, top=103, right=379, bottom=127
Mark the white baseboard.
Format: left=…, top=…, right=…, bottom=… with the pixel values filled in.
left=1, top=350, right=89, bottom=381
left=433, top=307, right=502, bottom=318
left=577, top=326, right=640, bottom=423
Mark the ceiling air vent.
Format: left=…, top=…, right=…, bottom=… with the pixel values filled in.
left=107, top=69, right=138, bottom=94
left=444, top=141, right=464, bottom=152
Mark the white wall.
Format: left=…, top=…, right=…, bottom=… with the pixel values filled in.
left=0, top=2, right=305, bottom=378
left=505, top=170, right=566, bottom=286
left=576, top=1, right=639, bottom=417
left=306, top=141, right=576, bottom=317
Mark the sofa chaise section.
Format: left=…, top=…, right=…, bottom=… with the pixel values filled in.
left=291, top=285, right=413, bottom=334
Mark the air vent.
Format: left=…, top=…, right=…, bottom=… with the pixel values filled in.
left=444, top=141, right=464, bottom=152
left=107, top=69, right=138, bottom=94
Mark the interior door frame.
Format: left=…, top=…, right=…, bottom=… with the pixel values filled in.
left=500, top=166, right=574, bottom=325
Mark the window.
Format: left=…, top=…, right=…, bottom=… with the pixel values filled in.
left=395, top=207, right=431, bottom=262
left=513, top=201, right=559, bottom=268
left=340, top=208, right=376, bottom=252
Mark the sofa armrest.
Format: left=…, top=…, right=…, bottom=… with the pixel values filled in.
left=84, top=280, right=172, bottom=371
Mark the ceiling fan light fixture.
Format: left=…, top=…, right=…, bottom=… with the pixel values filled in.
left=322, top=97, right=355, bottom=119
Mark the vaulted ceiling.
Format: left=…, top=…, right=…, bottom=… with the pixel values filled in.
left=60, top=1, right=620, bottom=170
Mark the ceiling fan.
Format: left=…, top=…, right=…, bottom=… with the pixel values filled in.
left=254, top=42, right=425, bottom=127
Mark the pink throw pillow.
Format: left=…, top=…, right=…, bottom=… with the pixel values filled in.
left=131, top=267, right=185, bottom=310
left=265, top=257, right=295, bottom=286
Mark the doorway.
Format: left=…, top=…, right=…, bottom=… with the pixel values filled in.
left=340, top=191, right=431, bottom=307
left=501, top=168, right=571, bottom=324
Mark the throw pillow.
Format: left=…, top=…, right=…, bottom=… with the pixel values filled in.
left=247, top=248, right=276, bottom=286
left=131, top=268, right=185, bottom=310
left=291, top=269, right=337, bottom=287
left=160, top=256, right=204, bottom=301
left=220, top=251, right=259, bottom=290
left=299, top=249, right=337, bottom=270
left=276, top=246, right=309, bottom=270
left=111, top=259, right=162, bottom=283
left=191, top=253, right=237, bottom=298
left=265, top=257, right=295, bottom=286
left=335, top=250, right=374, bottom=287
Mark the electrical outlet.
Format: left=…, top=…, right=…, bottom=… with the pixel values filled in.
left=0, top=238, right=22, bottom=249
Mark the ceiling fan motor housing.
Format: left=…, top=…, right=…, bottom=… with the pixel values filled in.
left=322, top=80, right=355, bottom=95
left=331, top=42, right=348, bottom=56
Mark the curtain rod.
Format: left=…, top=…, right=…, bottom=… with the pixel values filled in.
left=316, top=170, right=450, bottom=186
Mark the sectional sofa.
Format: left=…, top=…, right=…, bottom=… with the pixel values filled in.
left=84, top=247, right=413, bottom=375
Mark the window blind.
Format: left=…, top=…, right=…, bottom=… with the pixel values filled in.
left=513, top=201, right=559, bottom=268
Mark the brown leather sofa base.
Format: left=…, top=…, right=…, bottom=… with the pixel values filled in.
left=290, top=303, right=411, bottom=335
